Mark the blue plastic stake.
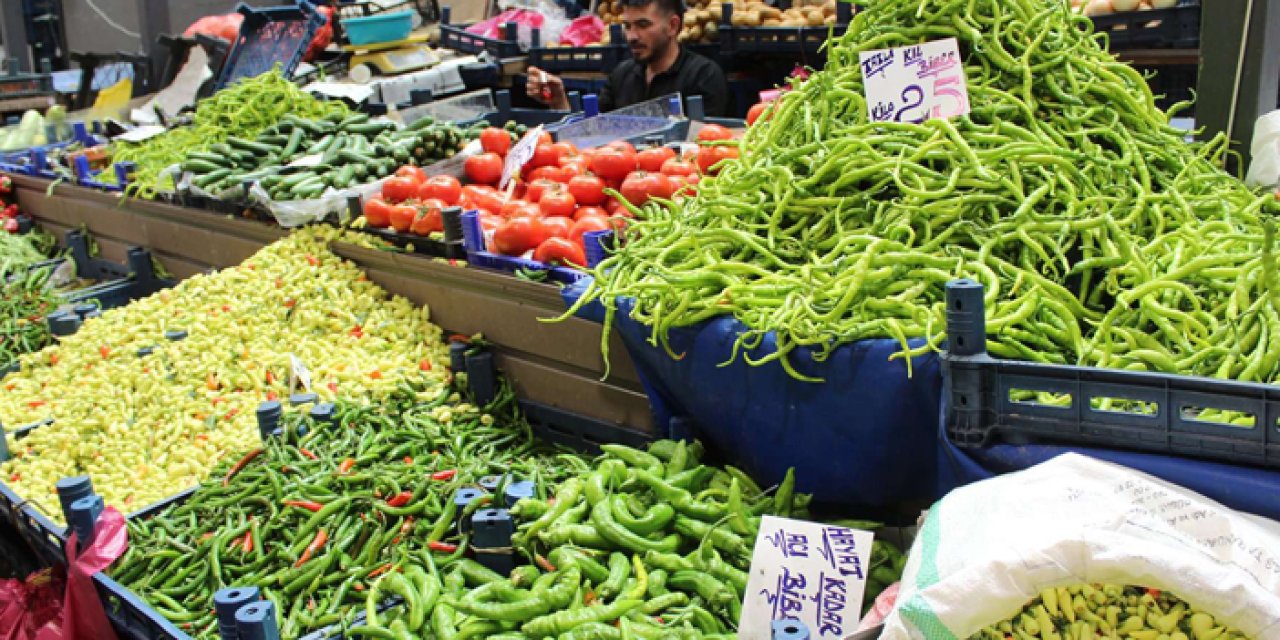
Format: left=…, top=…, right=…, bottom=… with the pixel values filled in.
left=454, top=488, right=488, bottom=534
left=72, top=121, right=88, bottom=141
left=214, top=586, right=260, bottom=640
left=531, top=27, right=541, bottom=48
left=496, top=89, right=513, bottom=115
left=944, top=279, right=985, bottom=356
left=55, top=475, right=94, bottom=523
left=73, top=303, right=98, bottom=319
left=441, top=5, right=452, bottom=24
left=503, top=23, right=518, bottom=42
left=583, top=94, right=600, bottom=117
left=583, top=230, right=613, bottom=268
left=256, top=401, right=283, bottom=440
left=114, top=162, right=133, bottom=186
left=465, top=351, right=496, bottom=406
left=443, top=206, right=465, bottom=245
left=309, top=402, right=336, bottom=424
left=668, top=96, right=683, bottom=117
left=73, top=155, right=91, bottom=181
left=0, top=424, right=9, bottom=462
left=68, top=495, right=104, bottom=551
left=47, top=311, right=81, bottom=337
left=478, top=475, right=506, bottom=493
left=772, top=619, right=811, bottom=640
left=686, top=95, right=706, bottom=122
left=289, top=392, right=318, bottom=406
left=449, top=342, right=468, bottom=374
left=235, top=600, right=280, bottom=640
left=459, top=210, right=484, bottom=254
left=164, top=329, right=188, bottom=341
left=504, top=480, right=535, bottom=507
left=137, top=346, right=155, bottom=357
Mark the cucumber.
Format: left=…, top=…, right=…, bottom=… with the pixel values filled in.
left=282, top=115, right=325, bottom=135
left=185, top=152, right=230, bottom=167
left=281, top=127, right=306, bottom=159
left=337, top=114, right=370, bottom=129
left=209, top=143, right=234, bottom=156
left=279, top=172, right=320, bottom=188
left=322, top=134, right=348, bottom=165
left=289, top=176, right=326, bottom=197
left=227, top=137, right=276, bottom=156
left=305, top=134, right=335, bottom=155
left=182, top=158, right=226, bottom=174
left=332, top=165, right=357, bottom=189
left=193, top=168, right=232, bottom=188
left=343, top=121, right=396, bottom=136
left=256, top=134, right=289, bottom=147
left=337, top=149, right=378, bottom=166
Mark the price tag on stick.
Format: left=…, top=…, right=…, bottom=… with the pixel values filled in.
left=500, top=125, right=544, bottom=191
left=738, top=516, right=875, bottom=640
left=859, top=37, right=971, bottom=124
left=289, top=354, right=313, bottom=393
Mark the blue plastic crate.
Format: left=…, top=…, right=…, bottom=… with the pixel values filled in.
left=0, top=121, right=104, bottom=180
left=217, top=2, right=326, bottom=90
left=439, top=7, right=523, bottom=58
left=528, top=24, right=627, bottom=73
left=460, top=210, right=589, bottom=284
left=341, top=10, right=414, bottom=45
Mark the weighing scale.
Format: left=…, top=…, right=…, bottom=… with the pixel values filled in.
left=343, top=34, right=441, bottom=83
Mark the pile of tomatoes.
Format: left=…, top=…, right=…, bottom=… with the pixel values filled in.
left=360, top=124, right=741, bottom=269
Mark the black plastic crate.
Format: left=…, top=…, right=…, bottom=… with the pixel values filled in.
left=439, top=6, right=523, bottom=58
left=1138, top=63, right=1198, bottom=113
left=0, top=63, right=54, bottom=99
left=0, top=478, right=64, bottom=569
left=351, top=197, right=468, bottom=259
left=1091, top=3, right=1200, bottom=50
left=527, top=24, right=626, bottom=73
left=217, top=2, right=326, bottom=90
left=718, top=2, right=852, bottom=55
left=942, top=279, right=1280, bottom=470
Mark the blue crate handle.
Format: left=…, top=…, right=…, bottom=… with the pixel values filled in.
left=235, top=599, right=280, bottom=640
left=584, top=94, right=600, bottom=117
left=215, top=586, right=261, bottom=640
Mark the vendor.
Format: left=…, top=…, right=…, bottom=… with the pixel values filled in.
left=526, top=0, right=730, bottom=117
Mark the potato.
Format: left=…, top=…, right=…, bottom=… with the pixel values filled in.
left=731, top=9, right=761, bottom=25
left=695, top=9, right=712, bottom=22
left=687, top=24, right=703, bottom=39
left=764, top=17, right=784, bottom=25
left=823, top=13, right=836, bottom=24
left=703, top=21, right=719, bottom=38
left=758, top=5, right=782, bottom=19
left=822, top=1, right=837, bottom=17
left=709, top=4, right=725, bottom=21
left=805, top=8, right=825, bottom=25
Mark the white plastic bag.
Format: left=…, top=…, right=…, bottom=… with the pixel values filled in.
left=249, top=177, right=389, bottom=228
left=1246, top=110, right=1280, bottom=189
left=881, top=454, right=1280, bottom=640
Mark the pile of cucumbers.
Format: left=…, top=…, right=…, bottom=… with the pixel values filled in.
left=180, top=113, right=479, bottom=201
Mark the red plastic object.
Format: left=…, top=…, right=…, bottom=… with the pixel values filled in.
left=0, top=569, right=63, bottom=640
left=558, top=15, right=604, bottom=47
left=59, top=507, right=127, bottom=640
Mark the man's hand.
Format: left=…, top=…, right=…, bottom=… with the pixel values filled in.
left=526, top=66, right=571, bottom=111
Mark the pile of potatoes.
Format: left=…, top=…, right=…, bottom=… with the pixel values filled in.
left=594, top=0, right=840, bottom=45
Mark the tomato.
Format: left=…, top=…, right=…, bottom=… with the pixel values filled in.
left=567, top=175, right=606, bottom=206
left=480, top=127, right=512, bottom=156
left=558, top=160, right=585, bottom=180
left=389, top=203, right=418, bottom=233
left=551, top=142, right=578, bottom=160
left=747, top=101, right=772, bottom=126
left=530, top=143, right=563, bottom=169
left=478, top=211, right=503, bottom=233
left=696, top=124, right=733, bottom=142
left=605, top=140, right=636, bottom=155
left=527, top=165, right=569, bottom=184
left=539, top=190, right=576, bottom=218
left=417, top=175, right=462, bottom=205
left=590, top=147, right=636, bottom=181
left=500, top=199, right=537, bottom=218
left=620, top=171, right=673, bottom=207
left=410, top=198, right=446, bottom=236
left=461, top=185, right=492, bottom=208
left=697, top=145, right=740, bottom=175
left=467, top=187, right=506, bottom=216
left=573, top=205, right=608, bottom=221
left=637, top=146, right=676, bottom=173
left=363, top=197, right=393, bottom=228
left=604, top=197, right=627, bottom=217
left=540, top=216, right=573, bottom=239
left=464, top=152, right=504, bottom=185
left=493, top=217, right=547, bottom=256
left=382, top=176, right=419, bottom=203
left=569, top=215, right=612, bottom=246
left=394, top=165, right=427, bottom=185
left=537, top=131, right=553, bottom=145
left=525, top=179, right=561, bottom=205
left=669, top=175, right=698, bottom=198
left=660, top=158, right=697, bottom=177
left=533, top=237, right=587, bottom=268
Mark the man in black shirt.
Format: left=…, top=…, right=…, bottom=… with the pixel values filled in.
left=526, top=0, right=730, bottom=117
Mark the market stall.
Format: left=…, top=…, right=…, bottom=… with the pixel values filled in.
left=0, top=0, right=1278, bottom=638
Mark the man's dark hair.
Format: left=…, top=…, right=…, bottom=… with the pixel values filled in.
left=619, top=0, right=687, bottom=17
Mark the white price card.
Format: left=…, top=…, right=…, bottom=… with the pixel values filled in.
left=738, top=516, right=875, bottom=640
left=499, top=125, right=544, bottom=189
left=859, top=37, right=971, bottom=124
left=289, top=354, right=313, bottom=393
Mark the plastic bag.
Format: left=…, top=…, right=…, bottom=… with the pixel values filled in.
left=856, top=582, right=899, bottom=632
left=37, top=507, right=128, bottom=640
left=1245, top=110, right=1280, bottom=189
left=468, top=2, right=572, bottom=50
left=882, top=454, right=1280, bottom=639
left=559, top=15, right=605, bottom=46
left=0, top=570, right=63, bottom=640
left=250, top=176, right=390, bottom=228
left=183, top=13, right=243, bottom=42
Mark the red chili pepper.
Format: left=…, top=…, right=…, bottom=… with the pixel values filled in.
left=98, top=345, right=110, bottom=358
left=338, top=458, right=356, bottom=474
left=328, top=382, right=338, bottom=393
left=585, top=590, right=597, bottom=606
left=419, top=359, right=432, bottom=371
left=265, top=391, right=278, bottom=401
left=428, top=541, right=458, bottom=553
left=403, top=456, right=413, bottom=465
left=1146, top=588, right=1161, bottom=598
left=535, top=553, right=556, bottom=572
left=283, top=500, right=325, bottom=512
left=265, top=371, right=276, bottom=384
left=223, top=448, right=263, bottom=486
left=368, top=369, right=382, bottom=379
left=400, top=517, right=415, bottom=535
left=8, top=473, right=19, bottom=482
left=26, top=400, right=45, bottom=409
left=367, top=563, right=392, bottom=579
left=448, top=333, right=471, bottom=344
left=299, top=448, right=318, bottom=460
left=385, top=491, right=414, bottom=507
left=430, top=469, right=457, bottom=481
left=48, top=354, right=56, bottom=365
left=223, top=408, right=240, bottom=421
left=283, top=299, right=296, bottom=308
left=295, top=530, right=329, bottom=567
left=349, top=325, right=364, bottom=338
left=242, top=530, right=254, bottom=553
left=306, top=255, right=320, bottom=266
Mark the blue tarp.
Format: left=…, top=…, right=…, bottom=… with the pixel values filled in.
left=564, top=277, right=1280, bottom=519
left=563, top=279, right=943, bottom=507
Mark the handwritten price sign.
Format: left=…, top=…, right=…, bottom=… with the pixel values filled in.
left=738, top=516, right=875, bottom=639
left=859, top=37, right=971, bottom=124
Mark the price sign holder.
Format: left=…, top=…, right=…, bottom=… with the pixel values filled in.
left=859, top=37, right=971, bottom=124
left=500, top=125, right=544, bottom=191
